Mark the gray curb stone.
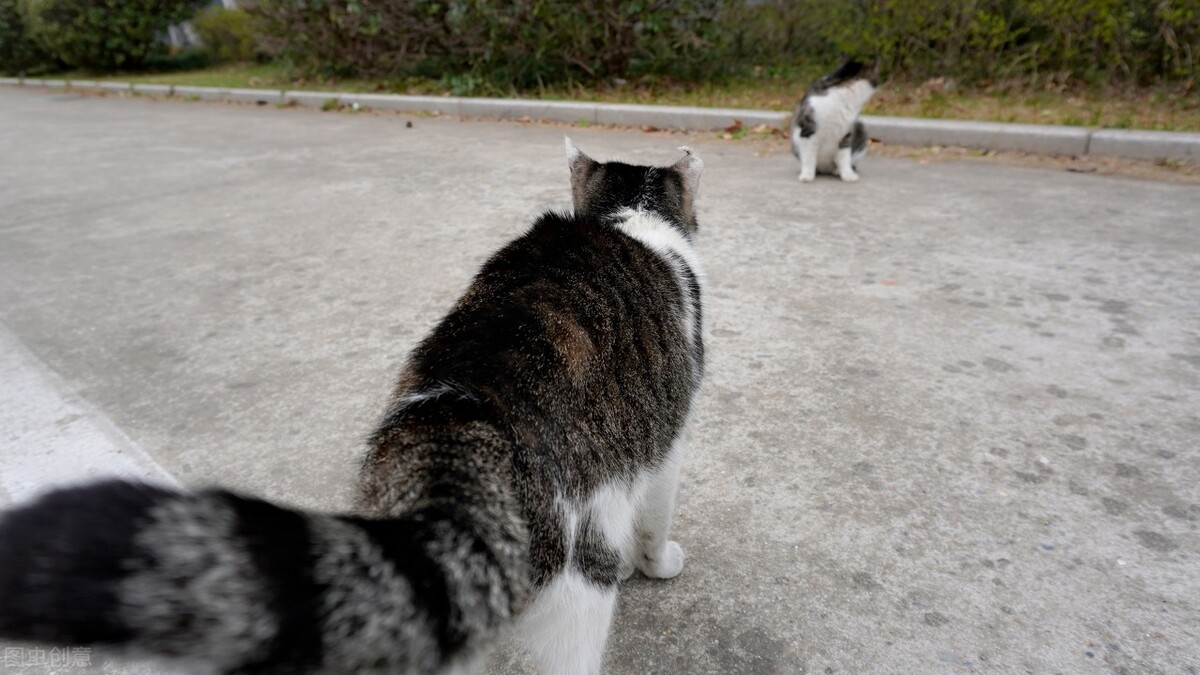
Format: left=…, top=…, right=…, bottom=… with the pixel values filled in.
left=595, top=103, right=785, bottom=131
left=131, top=83, right=173, bottom=96
left=172, top=86, right=224, bottom=101
left=336, top=92, right=458, bottom=115
left=224, top=88, right=283, bottom=105
left=861, top=115, right=1091, bottom=156
left=1089, top=129, right=1200, bottom=162
left=282, top=90, right=342, bottom=109
left=460, top=97, right=597, bottom=124
left=4, top=79, right=1197, bottom=162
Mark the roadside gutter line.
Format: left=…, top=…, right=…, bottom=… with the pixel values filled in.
left=2, top=78, right=1197, bottom=162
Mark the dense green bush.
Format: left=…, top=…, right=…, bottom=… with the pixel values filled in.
left=251, top=0, right=450, bottom=79
left=0, top=0, right=55, bottom=74
left=257, top=0, right=1197, bottom=87
left=193, top=6, right=260, bottom=62
left=728, top=0, right=1199, bottom=86
left=254, top=0, right=727, bottom=88
left=18, top=0, right=200, bottom=70
left=451, top=1, right=726, bottom=87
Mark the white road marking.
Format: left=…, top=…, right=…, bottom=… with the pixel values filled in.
left=0, top=323, right=178, bottom=507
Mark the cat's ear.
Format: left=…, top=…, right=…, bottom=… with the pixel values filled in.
left=672, top=146, right=703, bottom=195
left=565, top=137, right=598, bottom=210
left=565, top=136, right=597, bottom=180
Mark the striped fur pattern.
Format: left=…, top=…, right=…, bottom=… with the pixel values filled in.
left=790, top=58, right=878, bottom=183
left=0, top=139, right=706, bottom=674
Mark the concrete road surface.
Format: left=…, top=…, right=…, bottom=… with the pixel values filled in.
left=1, top=87, right=1198, bottom=674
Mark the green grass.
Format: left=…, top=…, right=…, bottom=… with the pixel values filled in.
left=33, top=61, right=1200, bottom=132
left=56, top=62, right=290, bottom=88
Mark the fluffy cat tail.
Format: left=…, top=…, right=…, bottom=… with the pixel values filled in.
left=0, top=479, right=529, bottom=673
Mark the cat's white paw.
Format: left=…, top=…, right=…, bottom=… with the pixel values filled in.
left=839, top=171, right=860, bottom=182
left=798, top=173, right=816, bottom=184
left=639, top=541, right=684, bottom=579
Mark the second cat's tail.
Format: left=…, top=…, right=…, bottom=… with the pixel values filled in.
left=0, top=477, right=530, bottom=673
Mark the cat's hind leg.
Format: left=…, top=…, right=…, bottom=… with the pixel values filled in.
left=517, top=571, right=618, bottom=675
left=850, top=120, right=869, bottom=171
left=835, top=145, right=860, bottom=182
left=836, top=129, right=861, bottom=182
left=635, top=433, right=687, bottom=579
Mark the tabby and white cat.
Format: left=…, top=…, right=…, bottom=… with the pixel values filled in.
left=790, top=59, right=878, bottom=183
left=0, top=140, right=706, bottom=674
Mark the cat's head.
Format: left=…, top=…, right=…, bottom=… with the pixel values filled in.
left=565, top=138, right=703, bottom=235
left=830, top=57, right=879, bottom=88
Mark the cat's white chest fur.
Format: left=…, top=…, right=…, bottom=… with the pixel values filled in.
left=792, top=78, right=875, bottom=183
left=807, top=81, right=872, bottom=169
